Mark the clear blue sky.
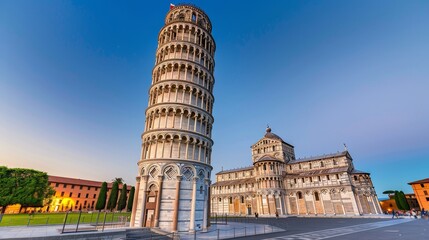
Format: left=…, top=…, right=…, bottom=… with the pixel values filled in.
left=1, top=0, right=428, bottom=196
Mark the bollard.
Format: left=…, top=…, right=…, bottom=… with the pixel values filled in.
left=217, top=229, right=220, bottom=239
left=75, top=210, right=82, bottom=232
left=194, top=230, right=196, bottom=240
left=233, top=228, right=235, bottom=238
left=264, top=225, right=266, bottom=234
left=61, top=212, right=69, bottom=234
left=102, top=211, right=107, bottom=232
left=245, top=227, right=247, bottom=236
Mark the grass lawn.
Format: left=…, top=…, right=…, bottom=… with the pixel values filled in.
left=0, top=212, right=131, bottom=227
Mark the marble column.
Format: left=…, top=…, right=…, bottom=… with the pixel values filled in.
left=130, top=176, right=141, bottom=227
left=154, top=175, right=164, bottom=227
left=189, top=177, right=198, bottom=232
left=172, top=175, right=182, bottom=232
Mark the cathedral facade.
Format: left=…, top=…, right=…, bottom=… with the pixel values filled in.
left=210, top=128, right=382, bottom=216
left=131, top=4, right=215, bottom=232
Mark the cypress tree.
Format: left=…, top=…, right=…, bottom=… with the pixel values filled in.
left=107, top=181, right=119, bottom=211
left=117, top=184, right=127, bottom=212
left=127, top=187, right=135, bottom=212
left=95, top=182, right=107, bottom=211
left=399, top=191, right=410, bottom=210
left=394, top=191, right=404, bottom=210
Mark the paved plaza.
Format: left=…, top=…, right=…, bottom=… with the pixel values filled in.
left=232, top=217, right=428, bottom=240
left=0, top=217, right=427, bottom=239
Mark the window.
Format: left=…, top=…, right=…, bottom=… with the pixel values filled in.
left=327, top=175, right=330, bottom=180
left=424, top=190, right=428, bottom=195
left=318, top=176, right=321, bottom=181
left=218, top=198, right=222, bottom=202
left=63, top=184, right=67, bottom=188
left=229, top=197, right=232, bottom=204
left=88, top=186, right=91, bottom=190
left=309, top=163, right=312, bottom=169
left=314, top=192, right=320, bottom=201
left=71, top=185, right=75, bottom=189
left=272, top=146, right=275, bottom=151
left=310, top=177, right=313, bottom=182
left=93, top=194, right=97, bottom=198
left=336, top=174, right=339, bottom=179
left=354, top=176, right=358, bottom=181
left=263, top=165, right=266, bottom=170
left=333, top=160, right=337, bottom=165
left=320, top=161, right=324, bottom=167
left=55, top=183, right=59, bottom=187
left=200, top=186, right=203, bottom=194
left=270, top=164, right=273, bottom=170
left=241, top=196, right=244, bottom=203
left=297, top=192, right=302, bottom=199
left=302, top=178, right=305, bottom=183
left=289, top=165, right=292, bottom=170
left=61, top=192, right=64, bottom=197
left=421, top=184, right=425, bottom=188
left=76, top=200, right=79, bottom=205
left=69, top=193, right=72, bottom=197
left=80, top=186, right=83, bottom=190
left=299, top=164, right=302, bottom=169
left=294, top=179, right=297, bottom=184
left=85, top=193, right=89, bottom=198
left=78, top=193, right=81, bottom=198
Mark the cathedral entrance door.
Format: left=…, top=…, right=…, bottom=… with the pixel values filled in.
left=247, top=205, right=252, bottom=215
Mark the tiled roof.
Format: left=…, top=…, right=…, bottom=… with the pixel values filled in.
left=216, top=166, right=253, bottom=175
left=211, top=177, right=255, bottom=187
left=408, top=178, right=429, bottom=185
left=291, top=151, right=350, bottom=163
left=48, top=175, right=132, bottom=190
left=351, top=169, right=370, bottom=175
left=285, top=166, right=349, bottom=178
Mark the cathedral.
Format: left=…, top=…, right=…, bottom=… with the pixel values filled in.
left=210, top=127, right=382, bottom=216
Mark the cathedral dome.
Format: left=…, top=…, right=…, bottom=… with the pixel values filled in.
left=264, top=127, right=284, bottom=141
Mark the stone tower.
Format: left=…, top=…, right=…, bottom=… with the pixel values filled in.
left=251, top=127, right=295, bottom=215
left=130, top=4, right=216, bottom=232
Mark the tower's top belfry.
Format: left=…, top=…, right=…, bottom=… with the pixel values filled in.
left=165, top=4, right=213, bottom=33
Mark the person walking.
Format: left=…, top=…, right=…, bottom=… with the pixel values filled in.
left=392, top=210, right=395, bottom=219
left=275, top=211, right=279, bottom=219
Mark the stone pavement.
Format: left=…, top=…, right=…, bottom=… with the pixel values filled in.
left=0, top=222, right=284, bottom=239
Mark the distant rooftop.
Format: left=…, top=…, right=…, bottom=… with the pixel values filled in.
left=408, top=178, right=429, bottom=185
left=216, top=166, right=253, bottom=175
left=291, top=151, right=350, bottom=163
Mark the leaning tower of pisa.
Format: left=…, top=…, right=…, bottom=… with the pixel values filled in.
left=130, top=4, right=216, bottom=232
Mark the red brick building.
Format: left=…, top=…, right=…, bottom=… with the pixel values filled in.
left=5, top=175, right=132, bottom=213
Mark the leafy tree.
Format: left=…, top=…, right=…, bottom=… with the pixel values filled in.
left=0, top=167, right=54, bottom=213
left=117, top=184, right=128, bottom=212
left=95, top=182, right=108, bottom=211
left=112, top=177, right=124, bottom=185
left=0, top=166, right=14, bottom=213
left=127, top=186, right=135, bottom=212
left=382, top=190, right=395, bottom=195
left=107, top=181, right=119, bottom=211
